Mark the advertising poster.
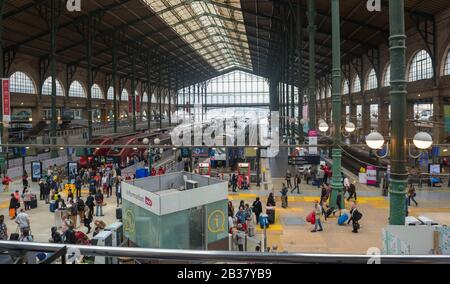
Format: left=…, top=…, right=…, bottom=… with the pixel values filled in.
left=429, top=164, right=440, bottom=174
left=308, top=129, right=318, bottom=155
left=192, top=147, right=209, bottom=157
left=366, top=166, right=377, bottom=185
left=31, top=161, right=42, bottom=182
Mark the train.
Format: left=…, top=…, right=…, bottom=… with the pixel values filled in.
left=78, top=128, right=172, bottom=169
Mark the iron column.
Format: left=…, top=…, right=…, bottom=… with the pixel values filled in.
left=388, top=0, right=407, bottom=225
left=112, top=32, right=118, bottom=133
left=329, top=0, right=343, bottom=209
left=131, top=55, right=136, bottom=132
left=307, top=0, right=316, bottom=129
left=86, top=15, right=93, bottom=140
left=50, top=0, right=58, bottom=158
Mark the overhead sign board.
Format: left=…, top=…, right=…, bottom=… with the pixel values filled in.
left=288, top=155, right=320, bottom=165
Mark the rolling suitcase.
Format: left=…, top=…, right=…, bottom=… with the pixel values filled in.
left=338, top=214, right=349, bottom=225
left=49, top=202, right=56, bottom=212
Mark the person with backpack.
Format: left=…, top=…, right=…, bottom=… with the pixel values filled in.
left=95, top=189, right=104, bottom=217
left=76, top=197, right=85, bottom=227
left=347, top=202, right=363, bottom=233
left=252, top=197, right=263, bottom=224
left=86, top=192, right=95, bottom=216
left=75, top=176, right=82, bottom=198
left=9, top=194, right=19, bottom=219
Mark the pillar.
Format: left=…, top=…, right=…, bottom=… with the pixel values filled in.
left=406, top=100, right=415, bottom=140
left=50, top=0, right=58, bottom=158
left=378, top=100, right=389, bottom=137
left=388, top=0, right=407, bottom=225
left=329, top=0, right=343, bottom=210
left=112, top=32, right=118, bottom=133
left=432, top=92, right=444, bottom=143
left=307, top=0, right=316, bottom=129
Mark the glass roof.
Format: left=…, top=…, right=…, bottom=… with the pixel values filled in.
left=143, top=0, right=252, bottom=72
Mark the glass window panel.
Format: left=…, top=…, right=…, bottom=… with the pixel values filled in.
left=366, top=69, right=378, bottom=90
left=409, top=50, right=433, bottom=81
left=42, top=77, right=64, bottom=96
left=445, top=50, right=450, bottom=76
left=9, top=71, right=36, bottom=94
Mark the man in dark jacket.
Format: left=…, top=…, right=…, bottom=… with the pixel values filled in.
left=252, top=197, right=263, bottom=224
left=75, top=176, right=82, bottom=198
left=95, top=190, right=104, bottom=217
left=39, top=180, right=45, bottom=200
left=86, top=192, right=95, bottom=217
left=44, top=182, right=51, bottom=204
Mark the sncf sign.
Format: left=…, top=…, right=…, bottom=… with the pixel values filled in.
left=145, top=196, right=153, bottom=207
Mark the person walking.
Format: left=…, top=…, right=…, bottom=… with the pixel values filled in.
left=115, top=176, right=122, bottom=207
left=22, top=170, right=29, bottom=188
left=15, top=209, right=30, bottom=234
left=9, top=194, right=19, bottom=219
left=266, top=192, right=276, bottom=207
left=86, top=192, right=95, bottom=217
left=95, top=189, right=104, bottom=217
left=291, top=172, right=301, bottom=194
left=84, top=205, right=93, bottom=234
left=0, top=215, right=8, bottom=240
left=285, top=170, right=292, bottom=189
left=75, top=176, right=82, bottom=198
left=228, top=201, right=235, bottom=218
left=252, top=197, right=263, bottom=224
left=343, top=176, right=350, bottom=197
left=408, top=184, right=418, bottom=207
left=231, top=173, right=237, bottom=192
left=39, top=180, right=45, bottom=201
left=44, top=181, right=51, bottom=204
left=68, top=200, right=78, bottom=229
left=23, top=189, right=32, bottom=211
left=2, top=175, right=12, bottom=192
left=311, top=201, right=323, bottom=232
left=76, top=197, right=85, bottom=228
left=347, top=182, right=357, bottom=201
left=280, top=183, right=288, bottom=208
left=347, top=202, right=363, bottom=233
left=336, top=191, right=343, bottom=217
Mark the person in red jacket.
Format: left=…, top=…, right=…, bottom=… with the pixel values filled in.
left=2, top=175, right=12, bottom=192
left=151, top=167, right=156, bottom=176
left=158, top=166, right=165, bottom=175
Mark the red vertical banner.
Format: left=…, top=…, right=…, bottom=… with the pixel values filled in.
left=136, top=95, right=140, bottom=113
left=2, top=79, right=11, bottom=122
left=128, top=95, right=132, bottom=113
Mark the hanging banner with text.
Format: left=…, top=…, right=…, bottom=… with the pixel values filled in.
left=128, top=96, right=132, bottom=113
left=2, top=79, right=11, bottom=122
left=136, top=94, right=140, bottom=113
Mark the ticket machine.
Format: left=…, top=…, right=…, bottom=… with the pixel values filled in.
left=198, top=162, right=211, bottom=177
left=237, top=163, right=250, bottom=189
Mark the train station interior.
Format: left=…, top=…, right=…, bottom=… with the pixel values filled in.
left=1, top=0, right=450, bottom=264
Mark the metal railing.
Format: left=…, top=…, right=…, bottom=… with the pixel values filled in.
left=1, top=241, right=450, bottom=264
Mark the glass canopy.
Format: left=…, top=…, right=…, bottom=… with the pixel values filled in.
left=143, top=0, right=252, bottom=72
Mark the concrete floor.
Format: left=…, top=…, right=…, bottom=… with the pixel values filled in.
left=2, top=175, right=450, bottom=254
